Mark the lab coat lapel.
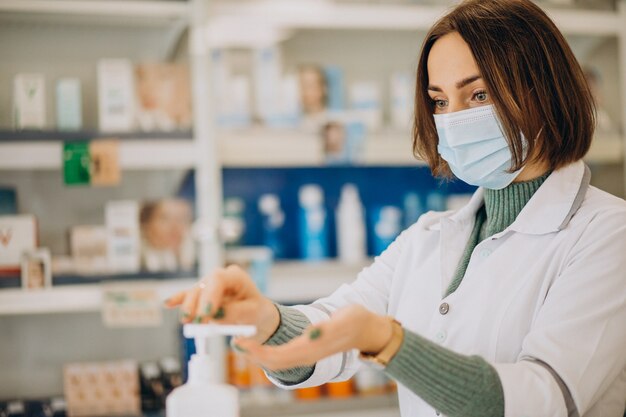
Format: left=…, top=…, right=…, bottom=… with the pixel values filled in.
left=438, top=189, right=484, bottom=297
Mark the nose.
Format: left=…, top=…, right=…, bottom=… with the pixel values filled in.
left=447, top=100, right=469, bottom=113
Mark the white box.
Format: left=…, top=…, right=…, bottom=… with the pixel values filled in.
left=105, top=201, right=140, bottom=273
left=0, top=215, right=37, bottom=272
left=97, top=59, right=135, bottom=132
left=13, top=74, right=46, bottom=130
left=56, top=78, right=83, bottom=131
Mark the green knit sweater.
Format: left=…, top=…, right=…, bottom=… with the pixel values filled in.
left=264, top=173, right=550, bottom=417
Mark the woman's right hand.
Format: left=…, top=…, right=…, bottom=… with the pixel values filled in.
left=164, top=264, right=280, bottom=344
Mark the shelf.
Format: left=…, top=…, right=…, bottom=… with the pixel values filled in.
left=219, top=128, right=422, bottom=167
left=2, top=130, right=621, bottom=170
left=0, top=136, right=197, bottom=171
left=0, top=260, right=367, bottom=316
left=0, top=0, right=189, bottom=27
left=208, top=1, right=624, bottom=42
left=240, top=393, right=399, bottom=417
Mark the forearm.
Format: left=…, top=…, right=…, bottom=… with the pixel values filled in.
left=263, top=304, right=315, bottom=384
left=385, top=329, right=504, bottom=417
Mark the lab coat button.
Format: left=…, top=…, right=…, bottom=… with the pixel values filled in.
left=435, top=331, right=446, bottom=343
left=480, top=249, right=492, bottom=258
left=439, top=302, right=450, bottom=315
left=436, top=411, right=441, bottom=416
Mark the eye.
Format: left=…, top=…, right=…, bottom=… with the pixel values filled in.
left=473, top=90, right=488, bottom=102
left=431, top=99, right=448, bottom=110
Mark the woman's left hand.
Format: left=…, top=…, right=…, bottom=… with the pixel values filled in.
left=231, top=304, right=393, bottom=371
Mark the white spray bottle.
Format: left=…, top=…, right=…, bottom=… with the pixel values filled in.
left=166, top=324, right=256, bottom=417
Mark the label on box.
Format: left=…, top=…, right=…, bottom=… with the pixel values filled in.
left=0, top=215, right=37, bottom=272
left=102, top=285, right=162, bottom=328
left=63, top=142, right=91, bottom=186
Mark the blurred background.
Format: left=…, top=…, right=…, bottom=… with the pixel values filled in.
left=0, top=1, right=624, bottom=416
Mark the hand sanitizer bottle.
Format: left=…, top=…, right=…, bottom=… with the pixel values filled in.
left=166, top=324, right=256, bottom=417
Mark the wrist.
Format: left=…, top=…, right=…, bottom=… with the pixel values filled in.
left=255, top=300, right=281, bottom=343
left=360, top=313, right=394, bottom=354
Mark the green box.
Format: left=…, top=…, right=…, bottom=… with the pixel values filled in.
left=63, top=142, right=91, bottom=185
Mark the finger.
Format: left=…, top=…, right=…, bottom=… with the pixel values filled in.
left=164, top=291, right=186, bottom=308
left=195, top=283, right=214, bottom=322
left=180, top=287, right=200, bottom=323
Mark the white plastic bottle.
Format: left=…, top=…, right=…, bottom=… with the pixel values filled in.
left=298, top=184, right=329, bottom=261
left=336, top=184, right=367, bottom=265
left=166, top=324, right=256, bottom=417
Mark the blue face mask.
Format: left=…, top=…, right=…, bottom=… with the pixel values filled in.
left=434, top=104, right=524, bottom=190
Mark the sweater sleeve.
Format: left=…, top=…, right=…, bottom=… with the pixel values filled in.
left=385, top=328, right=504, bottom=417
left=262, top=304, right=315, bottom=385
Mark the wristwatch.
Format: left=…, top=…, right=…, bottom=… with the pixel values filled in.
left=359, top=317, right=404, bottom=369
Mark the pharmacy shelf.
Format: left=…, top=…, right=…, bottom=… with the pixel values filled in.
left=0, top=260, right=366, bottom=316
left=219, top=128, right=422, bottom=167
left=0, top=140, right=197, bottom=171
left=240, top=393, right=399, bottom=417
left=210, top=1, right=624, bottom=38
left=2, top=130, right=621, bottom=170
left=0, top=0, right=189, bottom=27
left=219, top=129, right=624, bottom=167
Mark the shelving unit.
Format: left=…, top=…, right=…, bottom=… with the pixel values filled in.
left=1, top=0, right=624, bottom=411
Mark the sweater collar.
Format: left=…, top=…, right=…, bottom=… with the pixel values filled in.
left=446, top=160, right=591, bottom=235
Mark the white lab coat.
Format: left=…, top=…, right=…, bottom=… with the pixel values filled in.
left=268, top=160, right=626, bottom=417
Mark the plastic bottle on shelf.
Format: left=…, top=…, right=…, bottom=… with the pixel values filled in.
left=372, top=206, right=402, bottom=256
left=166, top=324, right=256, bottom=417
left=298, top=185, right=329, bottom=261
left=258, top=193, right=285, bottom=259
left=336, top=184, right=367, bottom=265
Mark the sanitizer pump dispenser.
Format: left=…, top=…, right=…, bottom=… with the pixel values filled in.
left=166, top=324, right=256, bottom=417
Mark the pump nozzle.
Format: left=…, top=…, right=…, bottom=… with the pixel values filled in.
left=184, top=324, right=256, bottom=384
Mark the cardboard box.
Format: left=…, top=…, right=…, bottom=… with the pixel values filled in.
left=105, top=201, right=140, bottom=273
left=0, top=215, right=37, bottom=274
left=13, top=74, right=46, bottom=130
left=98, top=59, right=135, bottom=132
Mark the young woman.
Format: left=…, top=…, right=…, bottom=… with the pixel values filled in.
left=166, top=0, right=626, bottom=415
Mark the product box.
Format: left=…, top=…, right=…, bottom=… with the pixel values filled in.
left=56, top=78, right=83, bottom=131
left=135, top=63, right=192, bottom=131
left=13, top=74, right=46, bottom=130
left=349, top=81, right=382, bottom=131
left=90, top=139, right=120, bottom=186
left=390, top=71, right=413, bottom=130
left=64, top=360, right=141, bottom=417
left=63, top=141, right=91, bottom=186
left=97, top=59, right=135, bottom=132
left=70, top=225, right=109, bottom=275
left=105, top=201, right=140, bottom=273
left=0, top=187, right=17, bottom=215
left=0, top=215, right=37, bottom=274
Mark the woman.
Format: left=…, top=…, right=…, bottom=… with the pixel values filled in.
left=166, top=0, right=626, bottom=416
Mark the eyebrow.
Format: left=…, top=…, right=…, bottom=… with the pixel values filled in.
left=428, top=75, right=482, bottom=92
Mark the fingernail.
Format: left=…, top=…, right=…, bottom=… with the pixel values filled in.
left=309, top=328, right=322, bottom=340
left=204, top=303, right=212, bottom=315
left=193, top=316, right=202, bottom=323
left=213, top=307, right=225, bottom=319
left=232, top=343, right=247, bottom=354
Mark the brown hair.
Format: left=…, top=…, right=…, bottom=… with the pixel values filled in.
left=413, top=0, right=595, bottom=177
